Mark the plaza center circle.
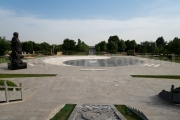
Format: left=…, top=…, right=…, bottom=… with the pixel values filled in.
left=44, top=56, right=144, bottom=67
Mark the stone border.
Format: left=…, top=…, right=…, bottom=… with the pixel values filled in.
left=68, top=103, right=127, bottom=120
left=47, top=104, right=65, bottom=120
left=43, top=56, right=111, bottom=66
left=158, top=85, right=180, bottom=104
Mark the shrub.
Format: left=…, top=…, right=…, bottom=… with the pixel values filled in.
left=167, top=55, right=172, bottom=60
left=127, top=50, right=134, bottom=55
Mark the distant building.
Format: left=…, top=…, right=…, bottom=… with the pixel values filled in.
left=89, top=46, right=96, bottom=55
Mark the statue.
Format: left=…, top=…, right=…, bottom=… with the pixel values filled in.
left=8, top=32, right=27, bottom=70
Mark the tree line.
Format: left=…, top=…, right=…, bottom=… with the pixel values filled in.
left=0, top=35, right=180, bottom=56
left=95, top=35, right=136, bottom=55
left=95, top=35, right=180, bottom=56
left=0, top=37, right=89, bottom=55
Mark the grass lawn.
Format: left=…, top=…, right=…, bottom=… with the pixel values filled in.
left=114, top=105, right=142, bottom=120
left=0, top=55, right=53, bottom=64
left=50, top=104, right=76, bottom=120
left=0, top=57, right=9, bottom=64
left=0, top=74, right=56, bottom=78
left=0, top=80, right=19, bottom=90
left=0, top=57, right=33, bottom=64
left=131, top=75, right=180, bottom=79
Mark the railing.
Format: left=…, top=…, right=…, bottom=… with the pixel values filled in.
left=127, top=106, right=148, bottom=120
left=0, top=80, right=23, bottom=103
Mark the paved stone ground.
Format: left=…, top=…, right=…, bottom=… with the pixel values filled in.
left=0, top=56, right=180, bottom=120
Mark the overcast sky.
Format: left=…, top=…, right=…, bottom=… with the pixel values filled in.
left=0, top=0, right=180, bottom=46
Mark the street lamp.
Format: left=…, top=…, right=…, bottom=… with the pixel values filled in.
left=53, top=45, right=55, bottom=54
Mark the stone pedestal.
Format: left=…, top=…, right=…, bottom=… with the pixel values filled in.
left=158, top=85, right=180, bottom=104
left=8, top=62, right=27, bottom=70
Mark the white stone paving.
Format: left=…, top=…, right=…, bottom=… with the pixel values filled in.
left=0, top=56, right=180, bottom=120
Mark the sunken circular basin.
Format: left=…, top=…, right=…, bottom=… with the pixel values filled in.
left=63, top=57, right=144, bottom=67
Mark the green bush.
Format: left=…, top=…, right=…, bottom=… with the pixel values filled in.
left=0, top=80, right=19, bottom=91
left=62, top=51, right=75, bottom=55
left=167, top=55, right=172, bottom=60
left=127, top=50, right=134, bottom=55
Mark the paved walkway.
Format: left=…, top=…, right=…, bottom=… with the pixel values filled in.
left=0, top=56, right=180, bottom=120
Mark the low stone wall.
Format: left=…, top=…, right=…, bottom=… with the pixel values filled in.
left=57, top=52, right=62, bottom=56
left=172, top=93, right=180, bottom=103
left=0, top=89, right=32, bottom=102
left=158, top=90, right=180, bottom=104
left=46, top=104, right=65, bottom=120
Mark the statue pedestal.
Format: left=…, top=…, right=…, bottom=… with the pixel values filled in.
left=8, top=62, right=27, bottom=70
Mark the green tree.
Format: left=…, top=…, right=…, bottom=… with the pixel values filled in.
left=76, top=39, right=89, bottom=52
left=95, top=44, right=100, bottom=52
left=125, top=40, right=137, bottom=52
left=139, top=41, right=156, bottom=54
left=118, top=40, right=126, bottom=52
left=21, top=41, right=33, bottom=53
left=0, top=36, right=10, bottom=56
left=107, top=41, right=118, bottom=53
left=156, top=36, right=166, bottom=47
left=168, top=37, right=180, bottom=55
left=156, top=36, right=167, bottom=54
left=40, top=42, right=51, bottom=54
left=62, top=38, right=76, bottom=54
left=129, top=40, right=137, bottom=50
left=107, top=35, right=121, bottom=53
left=51, top=44, right=62, bottom=54
left=77, top=39, right=81, bottom=51
left=95, top=41, right=107, bottom=52
left=108, top=35, right=120, bottom=44
left=100, top=41, right=107, bottom=51
left=125, top=40, right=130, bottom=51
left=34, top=43, right=41, bottom=51
left=81, top=41, right=89, bottom=52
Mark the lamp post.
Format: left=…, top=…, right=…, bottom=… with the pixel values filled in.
left=53, top=45, right=55, bottom=55
left=149, top=40, right=151, bottom=58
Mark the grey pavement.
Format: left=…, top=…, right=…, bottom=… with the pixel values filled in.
left=0, top=56, right=180, bottom=120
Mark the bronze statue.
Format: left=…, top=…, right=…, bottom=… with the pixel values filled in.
left=8, top=32, right=27, bottom=70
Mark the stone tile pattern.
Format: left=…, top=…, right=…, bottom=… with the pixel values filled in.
left=68, top=104, right=126, bottom=120
left=0, top=56, right=180, bottom=120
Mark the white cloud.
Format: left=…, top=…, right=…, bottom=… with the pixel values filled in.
left=0, top=8, right=180, bottom=46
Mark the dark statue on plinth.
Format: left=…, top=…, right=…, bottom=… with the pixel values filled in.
left=8, top=32, right=27, bottom=70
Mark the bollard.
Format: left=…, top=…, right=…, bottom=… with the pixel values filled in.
left=19, top=83, right=23, bottom=101
left=171, top=85, right=174, bottom=92
left=4, top=80, right=9, bottom=103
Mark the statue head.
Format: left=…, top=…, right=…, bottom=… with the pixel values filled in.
left=13, top=32, right=19, bottom=38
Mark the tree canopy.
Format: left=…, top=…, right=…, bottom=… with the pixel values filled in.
left=0, top=36, right=10, bottom=56
left=0, top=35, right=180, bottom=56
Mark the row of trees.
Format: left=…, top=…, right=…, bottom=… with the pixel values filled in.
left=95, top=35, right=137, bottom=55
left=0, top=36, right=10, bottom=56
left=0, top=35, right=180, bottom=56
left=95, top=35, right=180, bottom=55
left=21, top=38, right=89, bottom=55
left=0, top=37, right=89, bottom=55
left=136, top=37, right=180, bottom=55
left=21, top=41, right=52, bottom=54
left=62, top=38, right=89, bottom=54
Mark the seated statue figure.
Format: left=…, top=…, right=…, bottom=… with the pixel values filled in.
left=8, top=32, right=27, bottom=70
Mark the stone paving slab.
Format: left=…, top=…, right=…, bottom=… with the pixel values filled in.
left=0, top=56, right=180, bottom=120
